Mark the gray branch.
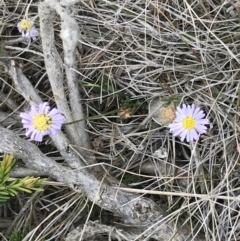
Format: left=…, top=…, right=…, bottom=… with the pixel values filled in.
left=10, top=167, right=47, bottom=177
left=0, top=126, right=203, bottom=240
left=38, top=3, right=84, bottom=149
left=0, top=126, right=159, bottom=223
left=57, top=4, right=90, bottom=150
left=3, top=58, right=86, bottom=169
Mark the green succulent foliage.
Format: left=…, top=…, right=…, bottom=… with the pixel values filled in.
left=0, top=154, right=45, bottom=204
left=8, top=228, right=28, bottom=241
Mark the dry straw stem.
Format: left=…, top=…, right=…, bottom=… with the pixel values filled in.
left=117, top=186, right=240, bottom=203
left=0, top=89, right=19, bottom=111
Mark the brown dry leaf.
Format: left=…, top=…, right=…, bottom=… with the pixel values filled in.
left=118, top=106, right=132, bottom=120
left=92, top=137, right=103, bottom=152
left=161, top=106, right=176, bottom=123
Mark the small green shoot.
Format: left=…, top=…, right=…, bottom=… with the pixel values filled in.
left=0, top=154, right=45, bottom=204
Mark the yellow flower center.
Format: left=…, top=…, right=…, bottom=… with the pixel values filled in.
left=19, top=19, right=33, bottom=31
left=182, top=116, right=196, bottom=130
left=33, top=114, right=52, bottom=131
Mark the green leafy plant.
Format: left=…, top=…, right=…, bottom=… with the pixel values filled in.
left=0, top=154, right=45, bottom=204
left=8, top=228, right=28, bottom=241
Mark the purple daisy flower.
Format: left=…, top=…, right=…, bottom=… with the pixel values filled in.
left=17, top=19, right=39, bottom=40
left=20, top=102, right=64, bottom=142
left=168, top=104, right=209, bottom=142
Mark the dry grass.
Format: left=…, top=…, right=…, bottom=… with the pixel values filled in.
left=1, top=0, right=240, bottom=240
